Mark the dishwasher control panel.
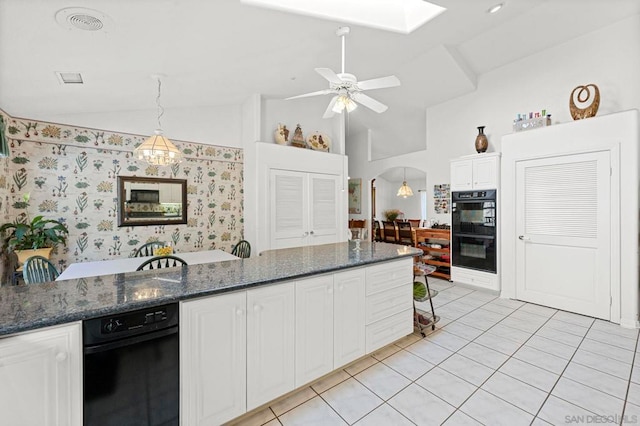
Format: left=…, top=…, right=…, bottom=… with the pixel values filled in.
left=84, top=303, right=178, bottom=345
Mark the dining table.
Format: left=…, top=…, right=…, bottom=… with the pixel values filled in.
left=56, top=249, right=239, bottom=281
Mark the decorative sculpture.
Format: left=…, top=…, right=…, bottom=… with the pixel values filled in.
left=569, top=84, right=600, bottom=120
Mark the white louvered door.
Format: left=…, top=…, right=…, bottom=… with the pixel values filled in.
left=308, top=174, right=339, bottom=244
left=515, top=151, right=610, bottom=319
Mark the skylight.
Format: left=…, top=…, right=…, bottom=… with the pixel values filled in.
left=240, top=0, right=446, bottom=34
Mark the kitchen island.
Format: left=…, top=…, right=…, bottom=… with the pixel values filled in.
left=0, top=242, right=421, bottom=425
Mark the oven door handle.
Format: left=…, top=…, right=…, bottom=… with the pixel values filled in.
left=518, top=235, right=530, bottom=241
left=84, top=325, right=178, bottom=355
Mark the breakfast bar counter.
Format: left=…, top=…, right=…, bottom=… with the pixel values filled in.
left=0, top=241, right=421, bottom=337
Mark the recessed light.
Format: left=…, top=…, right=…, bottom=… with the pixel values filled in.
left=56, top=72, right=84, bottom=84
left=488, top=3, right=504, bottom=14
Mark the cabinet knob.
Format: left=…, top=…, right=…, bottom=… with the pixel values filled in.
left=309, top=230, right=315, bottom=235
left=253, top=304, right=263, bottom=312
left=236, top=309, right=244, bottom=316
left=303, top=231, right=309, bottom=237
left=56, top=352, right=67, bottom=362
left=338, top=285, right=344, bottom=291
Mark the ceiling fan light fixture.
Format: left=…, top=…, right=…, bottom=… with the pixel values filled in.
left=332, top=94, right=358, bottom=114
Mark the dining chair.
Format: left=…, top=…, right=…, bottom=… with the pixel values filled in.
left=408, top=219, right=421, bottom=229
left=231, top=240, right=251, bottom=258
left=397, top=221, right=414, bottom=246
left=134, top=241, right=167, bottom=257
left=381, top=221, right=398, bottom=243
left=23, top=255, right=60, bottom=284
left=136, top=255, right=187, bottom=271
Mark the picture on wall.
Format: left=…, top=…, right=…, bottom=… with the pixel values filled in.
left=348, top=178, right=361, bottom=214
left=434, top=183, right=450, bottom=214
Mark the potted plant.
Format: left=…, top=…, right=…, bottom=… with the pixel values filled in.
left=0, top=194, right=69, bottom=268
left=383, top=209, right=402, bottom=222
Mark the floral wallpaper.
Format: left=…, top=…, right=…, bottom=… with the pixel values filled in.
left=0, top=109, right=244, bottom=279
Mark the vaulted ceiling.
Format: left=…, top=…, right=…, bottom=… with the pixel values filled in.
left=1, top=0, right=638, bottom=157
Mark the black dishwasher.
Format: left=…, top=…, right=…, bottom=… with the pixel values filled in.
left=83, top=303, right=179, bottom=426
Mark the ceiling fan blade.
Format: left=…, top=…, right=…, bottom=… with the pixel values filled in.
left=353, top=93, right=388, bottom=113
left=315, top=68, right=342, bottom=84
left=285, top=89, right=333, bottom=100
left=323, top=96, right=338, bottom=119
left=357, top=75, right=401, bottom=91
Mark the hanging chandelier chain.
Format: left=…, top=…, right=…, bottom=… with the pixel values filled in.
left=156, top=77, right=165, bottom=130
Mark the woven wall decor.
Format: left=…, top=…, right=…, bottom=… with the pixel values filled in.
left=569, top=84, right=600, bottom=120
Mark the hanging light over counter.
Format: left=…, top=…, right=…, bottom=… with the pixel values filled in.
left=397, top=168, right=414, bottom=198
left=134, top=75, right=182, bottom=166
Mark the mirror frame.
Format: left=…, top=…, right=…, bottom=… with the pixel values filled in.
left=117, top=176, right=188, bottom=227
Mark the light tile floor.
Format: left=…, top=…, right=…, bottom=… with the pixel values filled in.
left=228, top=279, right=640, bottom=426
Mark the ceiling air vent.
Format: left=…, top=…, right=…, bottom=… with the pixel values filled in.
left=55, top=7, right=113, bottom=32
left=56, top=72, right=84, bottom=85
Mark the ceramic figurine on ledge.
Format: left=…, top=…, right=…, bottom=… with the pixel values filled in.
left=274, top=123, right=289, bottom=145
left=291, top=123, right=306, bottom=148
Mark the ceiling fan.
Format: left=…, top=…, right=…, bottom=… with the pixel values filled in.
left=286, top=26, right=401, bottom=119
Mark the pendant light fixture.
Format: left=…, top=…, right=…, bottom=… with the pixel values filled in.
left=397, top=168, right=414, bottom=198
left=134, top=75, right=182, bottom=166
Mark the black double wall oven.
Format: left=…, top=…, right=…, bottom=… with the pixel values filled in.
left=451, top=190, right=497, bottom=273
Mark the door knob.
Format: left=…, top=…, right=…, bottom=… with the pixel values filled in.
left=518, top=235, right=530, bottom=241
left=309, top=230, right=315, bottom=235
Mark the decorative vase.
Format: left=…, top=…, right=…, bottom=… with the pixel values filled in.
left=15, top=247, right=53, bottom=271
left=475, top=126, right=488, bottom=153
left=274, top=123, right=289, bottom=145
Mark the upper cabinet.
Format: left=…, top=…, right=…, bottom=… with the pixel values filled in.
left=450, top=153, right=501, bottom=191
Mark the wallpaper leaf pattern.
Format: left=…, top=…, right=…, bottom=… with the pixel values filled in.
left=0, top=110, right=244, bottom=278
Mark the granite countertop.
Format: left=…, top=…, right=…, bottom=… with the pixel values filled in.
left=0, top=242, right=421, bottom=337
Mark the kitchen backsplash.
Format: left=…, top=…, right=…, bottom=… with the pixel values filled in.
left=0, top=109, right=244, bottom=279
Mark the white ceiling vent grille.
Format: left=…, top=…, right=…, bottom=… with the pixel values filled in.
left=56, top=72, right=84, bottom=85
left=55, top=8, right=113, bottom=32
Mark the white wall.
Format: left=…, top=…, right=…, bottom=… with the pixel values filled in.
left=424, top=15, right=640, bottom=223
left=40, top=104, right=244, bottom=148
left=348, top=15, right=640, bottom=226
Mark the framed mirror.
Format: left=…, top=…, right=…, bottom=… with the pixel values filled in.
left=117, top=176, right=187, bottom=227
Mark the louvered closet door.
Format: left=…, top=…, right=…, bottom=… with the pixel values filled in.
left=515, top=151, right=610, bottom=319
left=308, top=174, right=339, bottom=245
left=270, top=170, right=308, bottom=249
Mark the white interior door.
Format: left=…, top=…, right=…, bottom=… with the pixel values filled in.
left=270, top=169, right=308, bottom=249
left=515, top=151, right=611, bottom=319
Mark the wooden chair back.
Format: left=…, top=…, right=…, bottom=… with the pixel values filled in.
left=232, top=240, right=251, bottom=258
left=23, top=256, right=60, bottom=284
left=136, top=255, right=188, bottom=271
left=396, top=221, right=414, bottom=245
left=381, top=221, right=398, bottom=243
left=372, top=220, right=383, bottom=242
left=408, top=219, right=421, bottom=229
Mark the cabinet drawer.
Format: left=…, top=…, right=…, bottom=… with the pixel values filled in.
left=365, top=259, right=412, bottom=295
left=365, top=309, right=413, bottom=354
left=365, top=284, right=412, bottom=325
left=417, top=231, right=450, bottom=240
left=451, top=267, right=499, bottom=291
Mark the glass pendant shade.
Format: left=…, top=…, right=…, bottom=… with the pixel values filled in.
left=332, top=94, right=358, bottom=114
left=397, top=181, right=413, bottom=198
left=134, top=129, right=182, bottom=166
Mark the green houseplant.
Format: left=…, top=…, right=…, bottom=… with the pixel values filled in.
left=0, top=194, right=69, bottom=267
left=383, top=209, right=402, bottom=222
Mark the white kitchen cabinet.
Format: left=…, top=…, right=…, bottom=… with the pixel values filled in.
left=247, top=282, right=295, bottom=411
left=295, top=275, right=334, bottom=387
left=181, top=292, right=247, bottom=426
left=0, top=322, right=82, bottom=426
left=451, top=266, right=499, bottom=291
left=450, top=153, right=501, bottom=191
left=270, top=169, right=340, bottom=249
left=333, top=268, right=366, bottom=368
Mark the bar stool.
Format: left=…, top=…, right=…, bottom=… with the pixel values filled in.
left=413, top=263, right=439, bottom=337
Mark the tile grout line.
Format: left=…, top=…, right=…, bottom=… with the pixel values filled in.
left=618, top=329, right=640, bottom=425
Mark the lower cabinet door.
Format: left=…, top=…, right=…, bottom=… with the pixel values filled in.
left=181, top=292, right=247, bottom=426
left=0, top=322, right=82, bottom=426
left=295, top=275, right=334, bottom=387
left=334, top=268, right=366, bottom=368
left=247, top=282, right=295, bottom=411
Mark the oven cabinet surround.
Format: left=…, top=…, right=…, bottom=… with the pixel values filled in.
left=501, top=110, right=639, bottom=327
left=180, top=258, right=410, bottom=425
left=0, top=322, right=82, bottom=426
left=450, top=152, right=501, bottom=191
left=451, top=266, right=499, bottom=292
left=255, top=143, right=348, bottom=254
